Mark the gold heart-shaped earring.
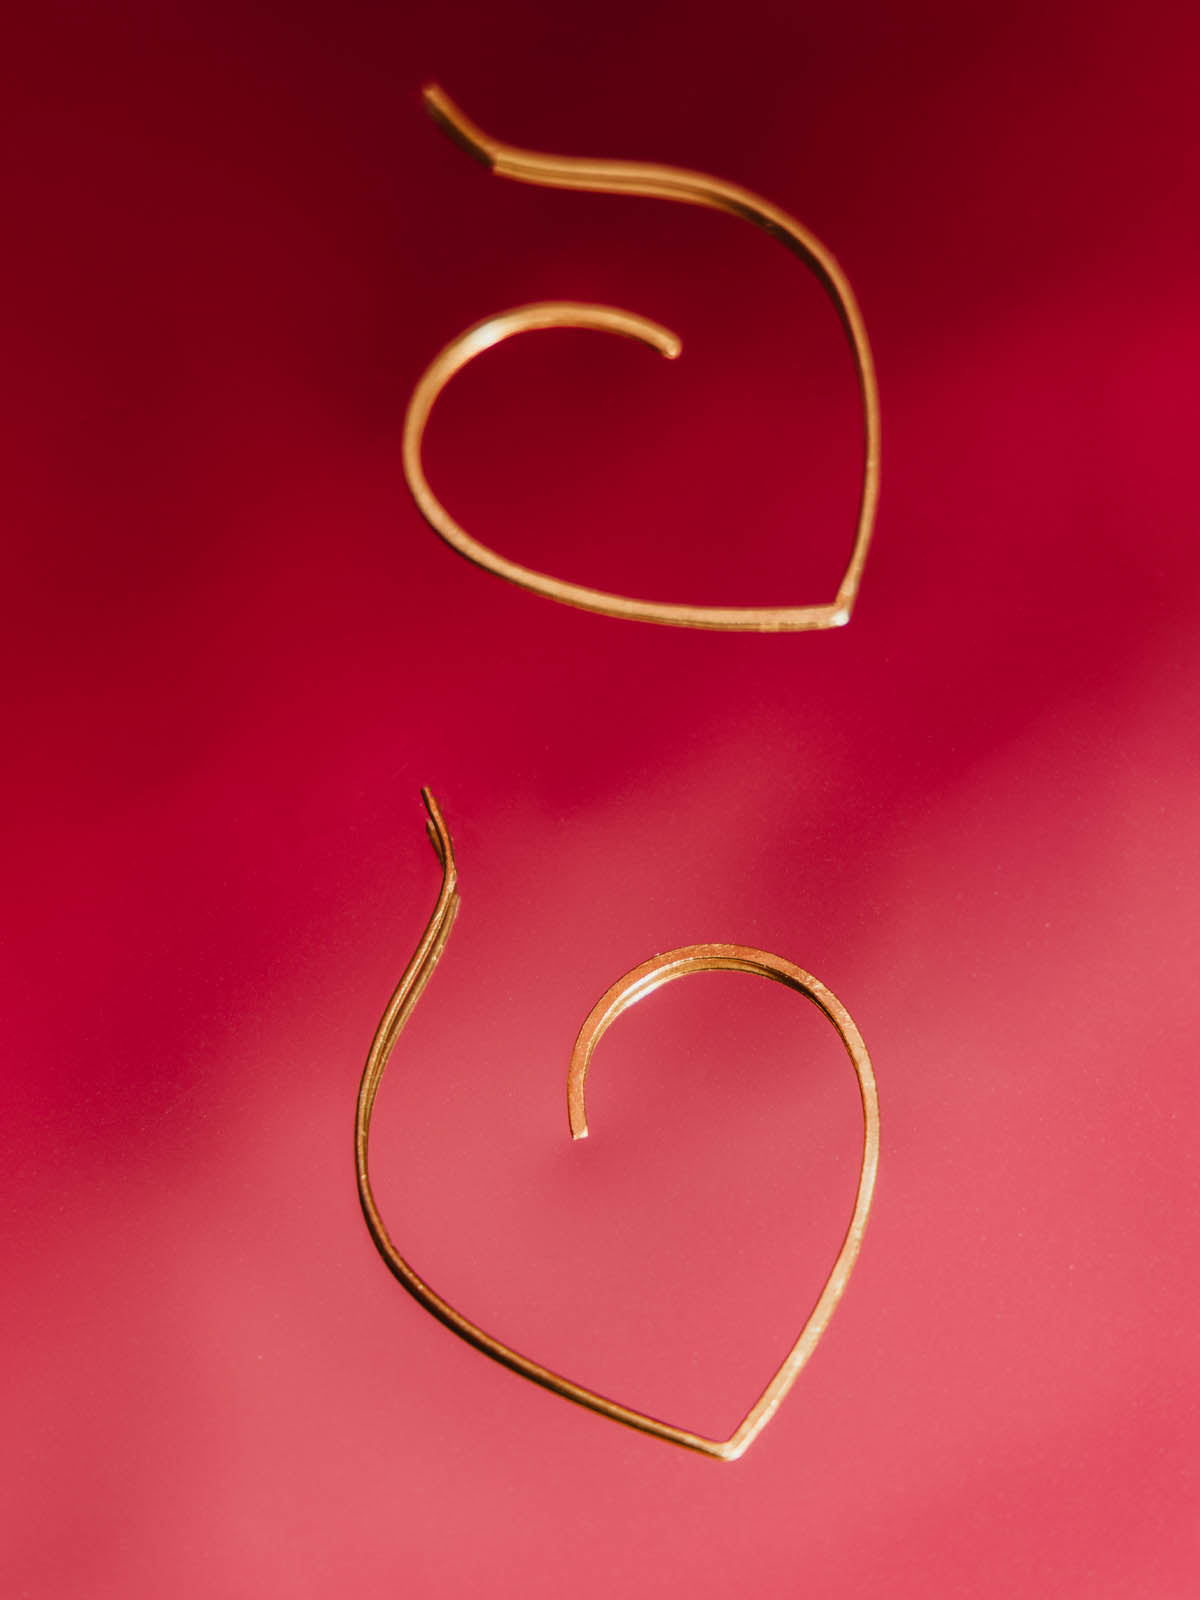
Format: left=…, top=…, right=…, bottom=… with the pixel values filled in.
left=355, top=792, right=880, bottom=1460
left=402, top=87, right=881, bottom=632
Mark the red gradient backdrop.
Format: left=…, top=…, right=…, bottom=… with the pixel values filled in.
left=4, top=2, right=1198, bottom=1595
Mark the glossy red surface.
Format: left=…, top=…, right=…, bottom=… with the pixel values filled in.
left=4, top=2, right=1198, bottom=1593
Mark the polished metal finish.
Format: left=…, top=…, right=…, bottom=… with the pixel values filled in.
left=355, top=793, right=880, bottom=1460
left=402, top=86, right=881, bottom=632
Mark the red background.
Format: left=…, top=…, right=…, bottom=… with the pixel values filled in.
left=4, top=2, right=1198, bottom=1594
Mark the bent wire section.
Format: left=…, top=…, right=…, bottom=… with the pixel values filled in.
left=401, top=86, right=881, bottom=632
left=355, top=792, right=881, bottom=1460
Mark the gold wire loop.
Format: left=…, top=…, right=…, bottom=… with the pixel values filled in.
left=402, top=85, right=882, bottom=632
left=355, top=792, right=880, bottom=1460
left=402, top=301, right=684, bottom=618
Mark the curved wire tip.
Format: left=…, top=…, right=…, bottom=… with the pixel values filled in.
left=418, top=787, right=456, bottom=881
left=422, top=83, right=496, bottom=169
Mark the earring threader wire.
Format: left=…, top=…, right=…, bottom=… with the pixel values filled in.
left=355, top=792, right=880, bottom=1460
left=402, top=87, right=881, bottom=632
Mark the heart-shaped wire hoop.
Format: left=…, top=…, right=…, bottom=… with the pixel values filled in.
left=355, top=792, right=880, bottom=1460
left=402, top=87, right=881, bottom=632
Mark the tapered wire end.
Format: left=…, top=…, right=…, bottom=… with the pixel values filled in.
left=422, top=83, right=498, bottom=170
left=419, top=787, right=457, bottom=883
left=567, top=1083, right=589, bottom=1141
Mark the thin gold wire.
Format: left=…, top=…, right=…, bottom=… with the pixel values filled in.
left=401, top=85, right=881, bottom=633
left=355, top=792, right=880, bottom=1460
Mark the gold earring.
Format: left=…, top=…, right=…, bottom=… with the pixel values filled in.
left=402, top=87, right=881, bottom=633
left=355, top=792, right=880, bottom=1460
